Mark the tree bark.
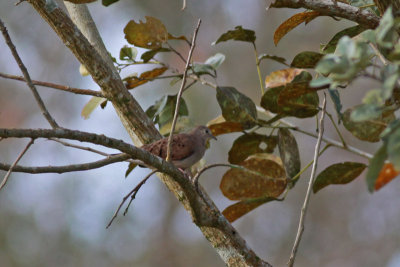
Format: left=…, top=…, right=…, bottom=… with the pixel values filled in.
left=25, top=0, right=272, bottom=266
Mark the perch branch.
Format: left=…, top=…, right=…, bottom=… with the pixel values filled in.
left=288, top=95, right=327, bottom=267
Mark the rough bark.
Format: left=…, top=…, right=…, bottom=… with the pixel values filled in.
left=25, top=0, right=272, bottom=266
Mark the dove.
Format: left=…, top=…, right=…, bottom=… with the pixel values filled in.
left=141, top=126, right=216, bottom=170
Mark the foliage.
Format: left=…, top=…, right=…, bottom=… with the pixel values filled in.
left=77, top=5, right=400, bottom=222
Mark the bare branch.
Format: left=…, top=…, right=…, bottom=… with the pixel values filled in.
left=182, top=0, right=186, bottom=10
left=166, top=19, right=201, bottom=162
left=0, top=72, right=104, bottom=97
left=270, top=0, right=380, bottom=29
left=106, top=170, right=157, bottom=229
left=0, top=138, right=35, bottom=191
left=288, top=95, right=327, bottom=267
left=0, top=153, right=131, bottom=174
left=0, top=19, right=59, bottom=128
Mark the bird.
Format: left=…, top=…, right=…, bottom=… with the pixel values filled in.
left=141, top=125, right=217, bottom=170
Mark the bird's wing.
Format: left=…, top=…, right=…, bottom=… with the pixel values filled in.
left=141, top=134, right=195, bottom=161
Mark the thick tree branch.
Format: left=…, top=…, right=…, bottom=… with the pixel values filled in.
left=0, top=153, right=131, bottom=174
left=22, top=1, right=272, bottom=265
left=0, top=72, right=104, bottom=97
left=270, top=0, right=380, bottom=29
left=27, top=0, right=159, bottom=143
left=0, top=127, right=270, bottom=266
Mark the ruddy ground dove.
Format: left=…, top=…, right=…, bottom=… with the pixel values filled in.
left=141, top=126, right=217, bottom=170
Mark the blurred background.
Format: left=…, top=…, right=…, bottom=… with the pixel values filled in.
left=1, top=0, right=400, bottom=266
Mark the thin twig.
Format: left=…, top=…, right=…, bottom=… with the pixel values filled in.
left=370, top=43, right=388, bottom=65
left=0, top=19, right=59, bottom=129
left=0, top=153, right=131, bottom=174
left=0, top=138, right=35, bottom=191
left=106, top=170, right=157, bottom=228
left=166, top=19, right=201, bottom=162
left=192, top=163, right=237, bottom=192
left=287, top=95, right=327, bottom=267
left=0, top=72, right=104, bottom=97
left=166, top=42, right=187, bottom=63
left=123, top=171, right=155, bottom=215
left=181, top=0, right=186, bottom=10
left=50, top=138, right=111, bottom=157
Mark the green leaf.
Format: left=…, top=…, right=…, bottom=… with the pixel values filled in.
left=191, top=63, right=216, bottom=77
left=322, top=25, right=366, bottom=54
left=349, top=103, right=382, bottom=122
left=313, top=162, right=367, bottom=193
left=328, top=88, right=343, bottom=120
left=146, top=95, right=188, bottom=129
left=290, top=51, right=324, bottom=68
left=309, top=76, right=332, bottom=88
left=366, top=144, right=388, bottom=192
left=141, top=48, right=170, bottom=63
left=277, top=82, right=319, bottom=118
left=204, top=53, right=226, bottom=69
left=125, top=162, right=137, bottom=178
left=278, top=128, right=300, bottom=180
left=102, top=0, right=119, bottom=6
left=381, top=64, right=400, bottom=100
left=387, top=127, right=400, bottom=170
left=258, top=54, right=288, bottom=66
left=344, top=107, right=394, bottom=142
left=216, top=86, right=257, bottom=129
left=81, top=96, right=105, bottom=119
left=213, top=26, right=256, bottom=44
left=119, top=46, right=138, bottom=61
left=228, top=134, right=278, bottom=164
left=376, top=7, right=396, bottom=49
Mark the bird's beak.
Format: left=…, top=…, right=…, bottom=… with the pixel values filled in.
left=211, top=134, right=217, bottom=140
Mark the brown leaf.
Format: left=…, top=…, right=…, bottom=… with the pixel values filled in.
left=223, top=198, right=275, bottom=222
left=374, top=163, right=400, bottom=191
left=207, top=115, right=244, bottom=136
left=125, top=67, right=168, bottom=89
left=124, top=16, right=168, bottom=49
left=220, top=154, right=287, bottom=200
left=265, top=68, right=302, bottom=89
left=274, top=11, right=321, bottom=46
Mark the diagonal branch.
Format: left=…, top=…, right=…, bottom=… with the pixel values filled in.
left=0, top=138, right=35, bottom=191
left=0, top=153, right=131, bottom=174
left=270, top=0, right=380, bottom=29
left=106, top=169, right=157, bottom=228
left=288, top=95, right=327, bottom=267
left=0, top=72, right=104, bottom=97
left=0, top=19, right=59, bottom=128
left=166, top=19, right=201, bottom=162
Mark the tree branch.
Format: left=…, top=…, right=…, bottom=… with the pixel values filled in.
left=0, top=153, right=131, bottom=174
left=167, top=19, right=201, bottom=162
left=106, top=170, right=157, bottom=229
left=270, top=0, right=380, bottom=29
left=0, top=72, right=104, bottom=97
left=0, top=138, right=35, bottom=191
left=288, top=95, right=327, bottom=267
left=23, top=1, right=272, bottom=265
left=0, top=19, right=59, bottom=128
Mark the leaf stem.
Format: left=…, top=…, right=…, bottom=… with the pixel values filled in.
left=326, top=111, right=347, bottom=147
left=253, top=43, right=265, bottom=95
